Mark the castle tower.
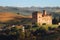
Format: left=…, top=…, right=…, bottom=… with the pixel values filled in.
left=32, top=11, right=38, bottom=24
left=42, top=10, right=46, bottom=16
left=32, top=11, right=42, bottom=25
left=32, top=10, right=52, bottom=26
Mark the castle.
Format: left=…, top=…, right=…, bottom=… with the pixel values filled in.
left=32, top=10, right=52, bottom=25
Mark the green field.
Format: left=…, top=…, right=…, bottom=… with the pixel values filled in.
left=31, top=24, right=59, bottom=31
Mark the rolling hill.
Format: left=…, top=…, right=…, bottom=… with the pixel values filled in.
left=0, top=12, right=24, bottom=22
left=0, top=6, right=60, bottom=16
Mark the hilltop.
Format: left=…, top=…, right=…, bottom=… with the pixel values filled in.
left=0, top=12, right=24, bottom=22
left=0, top=6, right=60, bottom=17
left=0, top=12, right=32, bottom=25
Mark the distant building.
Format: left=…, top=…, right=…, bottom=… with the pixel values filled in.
left=32, top=10, right=52, bottom=25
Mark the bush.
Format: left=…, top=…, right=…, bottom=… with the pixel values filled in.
left=48, top=27, right=52, bottom=30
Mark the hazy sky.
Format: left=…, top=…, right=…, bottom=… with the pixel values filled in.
left=0, top=0, right=60, bottom=7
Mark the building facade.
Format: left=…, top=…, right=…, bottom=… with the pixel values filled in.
left=32, top=10, right=52, bottom=25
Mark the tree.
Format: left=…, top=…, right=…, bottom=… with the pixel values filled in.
left=52, top=17, right=58, bottom=24
left=32, top=23, right=39, bottom=27
left=59, top=17, right=60, bottom=22
left=17, top=13, right=20, bottom=15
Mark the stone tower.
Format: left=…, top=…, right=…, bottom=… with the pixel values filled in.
left=32, top=10, right=52, bottom=25
left=42, top=10, right=46, bottom=16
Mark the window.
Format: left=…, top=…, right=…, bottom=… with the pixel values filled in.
left=39, top=16, right=41, bottom=18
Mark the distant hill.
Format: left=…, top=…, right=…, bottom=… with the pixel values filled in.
left=0, top=6, right=60, bottom=17
left=0, top=12, right=24, bottom=22
left=0, top=12, right=32, bottom=24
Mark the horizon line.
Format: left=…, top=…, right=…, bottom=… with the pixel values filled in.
left=0, top=5, right=60, bottom=8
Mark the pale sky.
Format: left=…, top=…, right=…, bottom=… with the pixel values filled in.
left=0, top=0, right=60, bottom=7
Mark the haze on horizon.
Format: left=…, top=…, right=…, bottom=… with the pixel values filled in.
left=0, top=0, right=60, bottom=7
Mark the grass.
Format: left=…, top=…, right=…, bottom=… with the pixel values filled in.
left=50, top=24, right=59, bottom=28
left=31, top=27, right=39, bottom=30
left=31, top=24, right=59, bottom=31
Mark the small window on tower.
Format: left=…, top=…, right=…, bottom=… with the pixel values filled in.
left=39, top=24, right=40, bottom=25
left=39, top=16, right=40, bottom=18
